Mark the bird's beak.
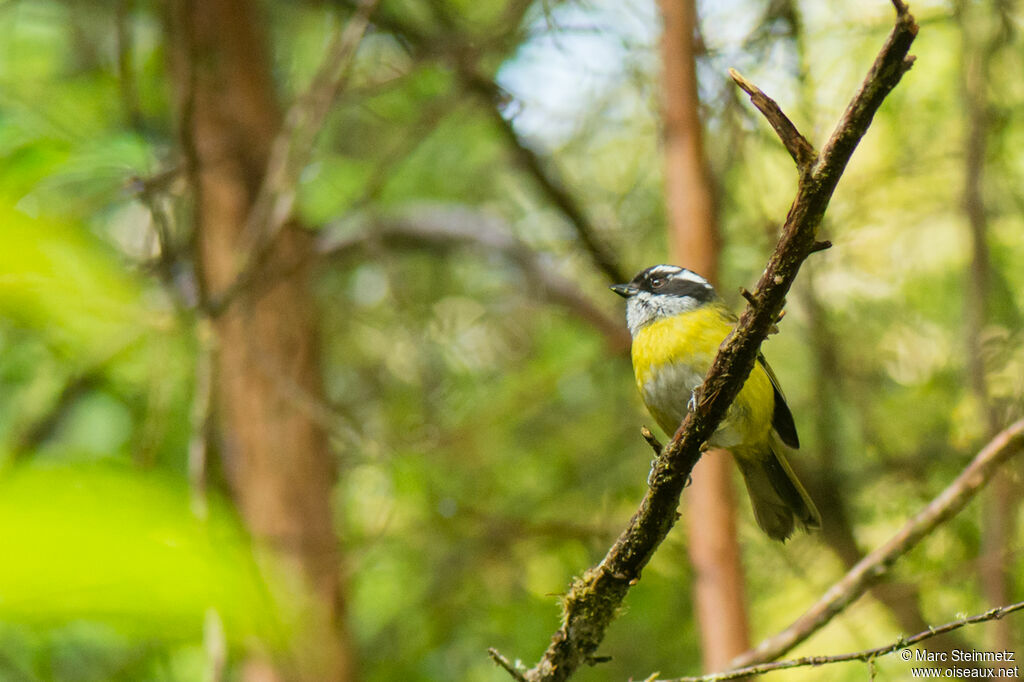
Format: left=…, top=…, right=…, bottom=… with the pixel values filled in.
left=610, top=283, right=638, bottom=298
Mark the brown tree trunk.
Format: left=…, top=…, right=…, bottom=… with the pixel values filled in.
left=658, top=0, right=750, bottom=670
left=958, top=0, right=1015, bottom=653
left=166, top=1, right=353, bottom=679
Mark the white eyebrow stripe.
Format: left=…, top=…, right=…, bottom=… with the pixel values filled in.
left=648, top=264, right=681, bottom=276
left=662, top=267, right=710, bottom=287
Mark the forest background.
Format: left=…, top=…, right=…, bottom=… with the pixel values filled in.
left=0, top=0, right=1021, bottom=681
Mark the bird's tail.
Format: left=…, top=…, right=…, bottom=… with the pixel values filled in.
left=734, top=439, right=821, bottom=542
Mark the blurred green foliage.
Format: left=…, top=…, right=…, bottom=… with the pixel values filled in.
left=0, top=0, right=1022, bottom=680
left=0, top=466, right=279, bottom=640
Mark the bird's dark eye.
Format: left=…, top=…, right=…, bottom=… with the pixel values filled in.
left=650, top=278, right=664, bottom=289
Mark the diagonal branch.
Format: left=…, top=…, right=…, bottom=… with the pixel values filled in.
left=665, top=599, right=1024, bottom=682
left=457, top=69, right=629, bottom=285
left=344, top=0, right=629, bottom=285
left=729, top=417, right=1024, bottom=669
left=497, top=4, right=918, bottom=681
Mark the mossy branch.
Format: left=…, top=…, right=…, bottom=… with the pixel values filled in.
left=492, top=3, right=919, bottom=681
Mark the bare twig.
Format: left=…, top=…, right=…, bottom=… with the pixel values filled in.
left=506, top=5, right=918, bottom=681
left=641, top=427, right=664, bottom=455
left=207, top=0, right=378, bottom=314
left=729, top=68, right=816, bottom=170
left=662, top=600, right=1024, bottom=681
left=489, top=648, right=528, bottom=682
left=729, top=418, right=1024, bottom=669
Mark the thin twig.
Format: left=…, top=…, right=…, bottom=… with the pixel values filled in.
left=505, top=4, right=918, bottom=681
left=729, top=417, right=1024, bottom=669
left=489, top=648, right=528, bottom=682
left=661, top=600, right=1024, bottom=681
left=641, top=427, right=664, bottom=455
left=729, top=68, right=816, bottom=170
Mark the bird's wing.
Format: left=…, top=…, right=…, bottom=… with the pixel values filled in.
left=719, top=303, right=800, bottom=448
left=758, top=354, right=800, bottom=449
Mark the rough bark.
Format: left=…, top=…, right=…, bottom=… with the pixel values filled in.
left=166, top=0, right=352, bottom=679
left=658, top=0, right=750, bottom=670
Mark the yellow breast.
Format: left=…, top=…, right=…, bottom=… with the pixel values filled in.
left=631, top=306, right=774, bottom=446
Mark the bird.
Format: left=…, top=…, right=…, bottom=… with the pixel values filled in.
left=611, top=264, right=821, bottom=541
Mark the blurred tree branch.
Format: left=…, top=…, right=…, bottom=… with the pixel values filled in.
left=663, top=599, right=1024, bottom=682
left=799, top=271, right=982, bottom=666
left=10, top=339, right=144, bottom=461
left=439, top=0, right=625, bottom=283
left=731, top=417, right=1024, bottom=669
left=11, top=371, right=105, bottom=459
left=493, top=4, right=918, bottom=680
left=456, top=69, right=629, bottom=284
left=318, top=206, right=630, bottom=351
left=347, top=0, right=630, bottom=285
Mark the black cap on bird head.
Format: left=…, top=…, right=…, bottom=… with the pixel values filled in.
left=610, top=264, right=716, bottom=301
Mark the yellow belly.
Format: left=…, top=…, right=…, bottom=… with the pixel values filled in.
left=631, top=307, right=774, bottom=447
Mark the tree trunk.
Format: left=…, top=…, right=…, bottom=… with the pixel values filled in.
left=166, top=0, right=353, bottom=679
left=958, top=0, right=1014, bottom=653
left=658, top=0, right=750, bottom=670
